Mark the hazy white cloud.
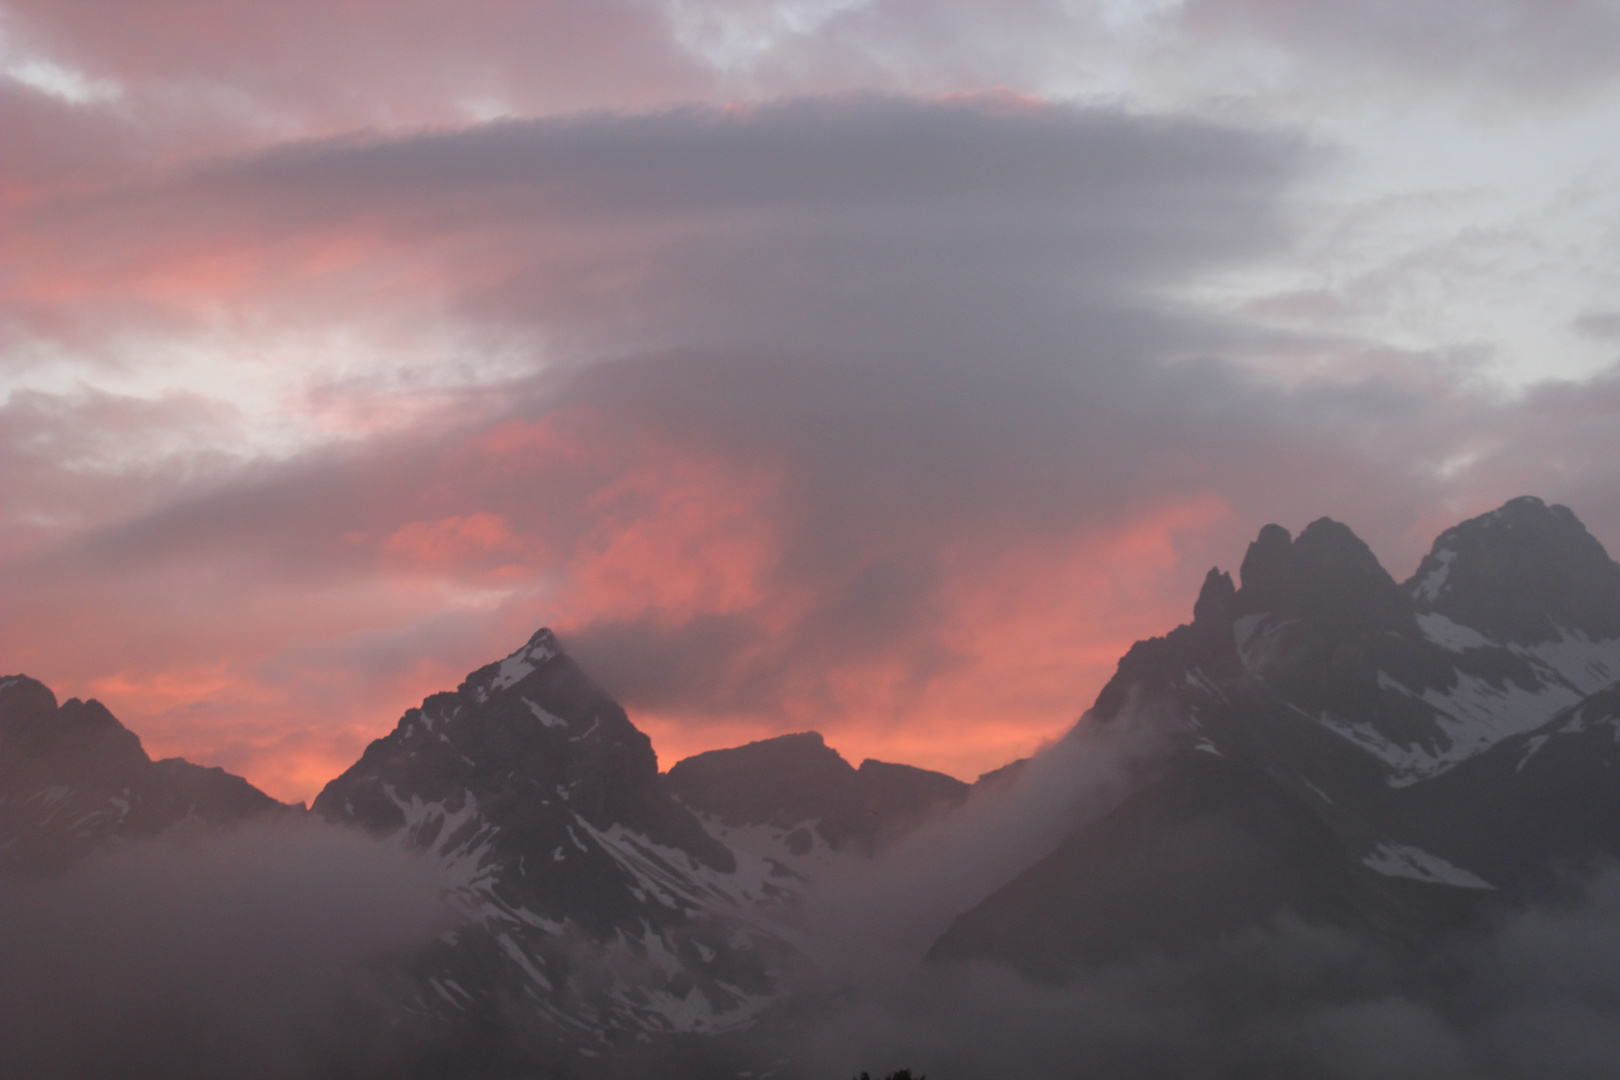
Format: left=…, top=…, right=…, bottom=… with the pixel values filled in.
left=1181, top=0, right=1620, bottom=106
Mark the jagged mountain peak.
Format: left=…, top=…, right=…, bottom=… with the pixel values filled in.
left=1192, top=567, right=1237, bottom=627
left=1236, top=516, right=1405, bottom=626
left=937, top=497, right=1620, bottom=983
left=456, top=626, right=563, bottom=701
left=1, top=675, right=150, bottom=782
left=1407, top=496, right=1620, bottom=644
left=313, top=628, right=804, bottom=1045
left=1238, top=521, right=1293, bottom=590
left=1, top=675, right=286, bottom=876
left=317, top=626, right=732, bottom=874
left=1087, top=496, right=1620, bottom=786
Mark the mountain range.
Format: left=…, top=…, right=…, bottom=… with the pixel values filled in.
left=932, top=496, right=1620, bottom=979
left=7, top=495, right=1620, bottom=1077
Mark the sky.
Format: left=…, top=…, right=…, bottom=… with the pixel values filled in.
left=5, top=0, right=1620, bottom=805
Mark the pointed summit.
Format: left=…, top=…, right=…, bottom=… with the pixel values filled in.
left=1237, top=523, right=1295, bottom=607
left=318, top=627, right=733, bottom=877
left=1406, top=497, right=1620, bottom=644
left=1236, top=517, right=1407, bottom=629
left=1192, top=567, right=1237, bottom=627
left=311, top=627, right=809, bottom=1045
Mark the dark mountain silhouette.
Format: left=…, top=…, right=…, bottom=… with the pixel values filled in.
left=0, top=675, right=288, bottom=876
left=667, top=731, right=969, bottom=855
left=311, top=629, right=800, bottom=1055
left=931, top=497, right=1620, bottom=979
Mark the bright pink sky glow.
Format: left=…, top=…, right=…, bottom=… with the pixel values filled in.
left=11, top=402, right=1239, bottom=803
left=7, top=0, right=1620, bottom=805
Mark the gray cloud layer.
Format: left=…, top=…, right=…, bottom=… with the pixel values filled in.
left=773, top=863, right=1620, bottom=1080
left=0, top=818, right=455, bottom=1080
left=9, top=95, right=1620, bottom=749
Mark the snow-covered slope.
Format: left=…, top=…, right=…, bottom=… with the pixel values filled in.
left=1193, top=498, right=1620, bottom=787
left=933, top=497, right=1620, bottom=979
left=312, top=630, right=804, bottom=1059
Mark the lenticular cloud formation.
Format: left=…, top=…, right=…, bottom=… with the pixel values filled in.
left=3, top=93, right=1329, bottom=797
left=10, top=0, right=1620, bottom=798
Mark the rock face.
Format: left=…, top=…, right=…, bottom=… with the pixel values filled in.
left=1413, top=495, right=1620, bottom=645
left=932, top=497, right=1620, bottom=980
left=312, top=629, right=802, bottom=1062
left=667, top=731, right=969, bottom=857
left=0, top=675, right=287, bottom=876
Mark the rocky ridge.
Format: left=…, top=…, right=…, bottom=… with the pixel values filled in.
left=932, top=496, right=1620, bottom=978
left=311, top=629, right=805, bottom=1059
left=667, top=730, right=970, bottom=871
left=0, top=675, right=288, bottom=876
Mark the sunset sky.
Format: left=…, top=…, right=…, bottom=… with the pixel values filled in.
left=6, top=0, right=1620, bottom=804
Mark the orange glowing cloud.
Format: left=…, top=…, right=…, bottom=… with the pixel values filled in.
left=385, top=512, right=525, bottom=566
left=5, top=87, right=1518, bottom=818
left=563, top=457, right=783, bottom=625
left=590, top=490, right=1237, bottom=781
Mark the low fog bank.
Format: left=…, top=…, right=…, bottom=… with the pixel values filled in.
left=770, top=864, right=1620, bottom=1080
left=756, top=703, right=1620, bottom=1080
left=792, top=712, right=1163, bottom=977
left=0, top=817, right=456, bottom=1080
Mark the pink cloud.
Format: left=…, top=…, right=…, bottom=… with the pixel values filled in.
left=3, top=0, right=708, bottom=137
left=8, top=93, right=1620, bottom=810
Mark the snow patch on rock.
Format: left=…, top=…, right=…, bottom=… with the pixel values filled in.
left=1235, top=614, right=1297, bottom=675
left=1515, top=735, right=1550, bottom=771
left=1417, top=612, right=1492, bottom=652
left=1325, top=670, right=1585, bottom=785
left=383, top=785, right=499, bottom=899
left=1362, top=841, right=1495, bottom=889
left=1512, top=627, right=1620, bottom=696
left=488, top=634, right=559, bottom=694
left=1412, top=548, right=1457, bottom=603
left=523, top=698, right=568, bottom=728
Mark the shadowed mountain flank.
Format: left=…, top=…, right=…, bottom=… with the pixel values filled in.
left=932, top=497, right=1620, bottom=978
left=0, top=675, right=289, bottom=876
left=666, top=731, right=970, bottom=853
left=311, top=629, right=798, bottom=1054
